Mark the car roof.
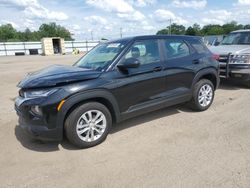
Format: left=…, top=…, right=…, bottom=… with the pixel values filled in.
left=108, top=35, right=200, bottom=43
left=231, top=29, right=250, bottom=33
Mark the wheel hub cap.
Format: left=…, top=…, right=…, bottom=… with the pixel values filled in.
left=76, top=110, right=107, bottom=142
left=198, top=84, right=213, bottom=107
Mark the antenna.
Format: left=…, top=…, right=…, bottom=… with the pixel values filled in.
left=91, top=30, right=93, bottom=41
left=120, top=27, right=123, bottom=38
left=168, top=19, right=172, bottom=35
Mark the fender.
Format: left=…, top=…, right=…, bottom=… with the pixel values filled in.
left=192, top=67, right=220, bottom=90
left=56, top=89, right=121, bottom=130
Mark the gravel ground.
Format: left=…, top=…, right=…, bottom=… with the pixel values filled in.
left=0, top=55, right=250, bottom=188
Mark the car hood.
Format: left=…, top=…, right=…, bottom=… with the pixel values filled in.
left=18, top=65, right=102, bottom=89
left=209, top=45, right=250, bottom=55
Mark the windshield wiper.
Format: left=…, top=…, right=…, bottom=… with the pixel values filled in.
left=77, top=66, right=94, bottom=70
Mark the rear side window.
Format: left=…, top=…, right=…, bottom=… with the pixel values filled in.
left=189, top=39, right=208, bottom=54
left=163, top=39, right=190, bottom=60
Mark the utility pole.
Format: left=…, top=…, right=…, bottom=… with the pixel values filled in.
left=120, top=27, right=123, bottom=38
left=91, top=30, right=93, bottom=41
left=168, top=18, right=172, bottom=35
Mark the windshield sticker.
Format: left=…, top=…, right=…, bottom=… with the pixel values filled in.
left=107, top=43, right=120, bottom=48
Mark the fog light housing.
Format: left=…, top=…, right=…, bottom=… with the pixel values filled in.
left=30, top=106, right=43, bottom=116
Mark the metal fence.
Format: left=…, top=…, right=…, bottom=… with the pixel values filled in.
left=0, top=40, right=99, bottom=56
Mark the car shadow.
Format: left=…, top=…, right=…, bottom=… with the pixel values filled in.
left=218, top=79, right=248, bottom=90
left=110, top=105, right=183, bottom=134
left=15, top=105, right=187, bottom=152
left=15, top=125, right=60, bottom=152
left=15, top=125, right=81, bottom=151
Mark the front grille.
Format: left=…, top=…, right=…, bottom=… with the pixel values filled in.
left=218, top=54, right=233, bottom=78
left=218, top=55, right=228, bottom=63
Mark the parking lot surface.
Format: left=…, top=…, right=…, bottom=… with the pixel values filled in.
left=0, top=55, right=249, bottom=188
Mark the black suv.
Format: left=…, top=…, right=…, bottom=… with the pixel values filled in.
left=15, top=35, right=219, bottom=148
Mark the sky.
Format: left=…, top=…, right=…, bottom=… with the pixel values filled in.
left=0, top=0, right=250, bottom=40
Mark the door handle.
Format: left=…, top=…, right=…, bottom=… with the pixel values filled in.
left=153, top=67, right=162, bottom=72
left=192, top=59, right=200, bottom=64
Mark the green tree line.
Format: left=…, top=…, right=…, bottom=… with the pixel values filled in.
left=0, top=22, right=73, bottom=42
left=157, top=21, right=250, bottom=36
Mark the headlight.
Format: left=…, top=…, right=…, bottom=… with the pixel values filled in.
left=230, top=54, right=250, bottom=64
left=24, top=89, right=58, bottom=98
left=30, top=105, right=43, bottom=116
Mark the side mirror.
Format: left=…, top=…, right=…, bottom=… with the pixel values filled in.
left=117, top=58, right=140, bottom=71
left=214, top=41, right=220, bottom=46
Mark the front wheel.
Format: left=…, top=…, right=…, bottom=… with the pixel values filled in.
left=244, top=82, right=250, bottom=88
left=65, top=102, right=112, bottom=148
left=189, top=79, right=215, bottom=111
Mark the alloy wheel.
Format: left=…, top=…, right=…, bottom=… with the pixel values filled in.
left=198, top=84, right=213, bottom=107
left=76, top=110, right=107, bottom=142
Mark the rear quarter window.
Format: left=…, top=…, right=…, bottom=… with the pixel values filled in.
left=163, top=39, right=190, bottom=60
left=189, top=39, right=208, bottom=54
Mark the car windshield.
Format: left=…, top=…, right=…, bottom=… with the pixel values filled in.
left=74, top=42, right=126, bottom=71
left=221, top=32, right=250, bottom=45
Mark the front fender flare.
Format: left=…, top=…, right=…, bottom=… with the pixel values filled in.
left=56, top=89, right=120, bottom=130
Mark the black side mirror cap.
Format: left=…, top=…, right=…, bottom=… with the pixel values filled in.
left=117, top=58, right=140, bottom=71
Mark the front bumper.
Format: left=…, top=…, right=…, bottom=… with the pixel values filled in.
left=219, top=62, right=250, bottom=83
left=18, top=116, right=62, bottom=141
left=14, top=92, right=66, bottom=141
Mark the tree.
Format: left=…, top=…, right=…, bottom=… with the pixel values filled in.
left=222, top=21, right=243, bottom=34
left=38, top=22, right=72, bottom=40
left=185, top=27, right=196, bottom=35
left=0, top=22, right=74, bottom=42
left=156, top=28, right=169, bottom=35
left=192, top=23, right=202, bottom=35
left=157, top=21, right=250, bottom=36
left=0, top=24, right=17, bottom=42
left=156, top=23, right=186, bottom=35
left=201, top=24, right=224, bottom=35
left=185, top=24, right=202, bottom=36
left=170, top=23, right=186, bottom=35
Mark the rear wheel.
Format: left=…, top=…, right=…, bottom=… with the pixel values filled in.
left=65, top=102, right=112, bottom=148
left=189, top=79, right=214, bottom=111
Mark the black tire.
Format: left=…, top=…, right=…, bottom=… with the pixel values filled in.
left=244, top=82, right=250, bottom=88
left=189, top=79, right=215, bottom=111
left=65, top=102, right=112, bottom=148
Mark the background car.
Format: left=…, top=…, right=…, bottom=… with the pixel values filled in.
left=209, top=30, right=250, bottom=87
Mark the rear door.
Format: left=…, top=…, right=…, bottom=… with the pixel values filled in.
left=161, top=38, right=197, bottom=97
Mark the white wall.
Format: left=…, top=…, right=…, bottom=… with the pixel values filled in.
left=0, top=40, right=99, bottom=56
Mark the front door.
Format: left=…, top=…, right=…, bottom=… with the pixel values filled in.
left=112, top=39, right=166, bottom=114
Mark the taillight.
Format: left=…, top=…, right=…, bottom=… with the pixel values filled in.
left=212, top=54, right=220, bottom=61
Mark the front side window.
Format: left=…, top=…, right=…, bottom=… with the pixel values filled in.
left=122, top=40, right=160, bottom=65
left=75, top=42, right=126, bottom=71
left=164, top=39, right=190, bottom=60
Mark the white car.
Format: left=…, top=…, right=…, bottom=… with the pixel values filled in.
left=209, top=29, right=250, bottom=87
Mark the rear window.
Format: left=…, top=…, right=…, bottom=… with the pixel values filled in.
left=189, top=39, right=208, bottom=54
